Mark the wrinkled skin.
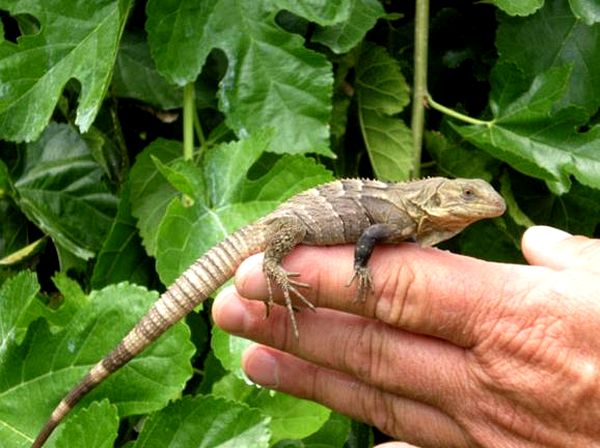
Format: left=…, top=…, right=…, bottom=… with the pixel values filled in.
left=213, top=226, right=600, bottom=448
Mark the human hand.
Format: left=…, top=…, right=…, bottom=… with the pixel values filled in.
left=212, top=226, right=600, bottom=447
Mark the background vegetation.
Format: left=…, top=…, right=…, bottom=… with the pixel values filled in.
left=1, top=0, right=600, bottom=446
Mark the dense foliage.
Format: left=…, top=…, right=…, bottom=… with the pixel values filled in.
left=1, top=0, right=600, bottom=446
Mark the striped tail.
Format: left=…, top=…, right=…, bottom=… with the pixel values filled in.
left=32, top=224, right=268, bottom=448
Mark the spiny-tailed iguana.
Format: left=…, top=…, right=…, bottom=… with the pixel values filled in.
left=32, top=177, right=506, bottom=447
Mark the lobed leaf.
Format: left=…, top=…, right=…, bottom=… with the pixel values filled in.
left=453, top=65, right=600, bottom=194
left=0, top=0, right=133, bottom=142
left=146, top=0, right=334, bottom=156
left=0, top=282, right=194, bottom=447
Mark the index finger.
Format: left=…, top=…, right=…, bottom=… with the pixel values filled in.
left=234, top=243, right=547, bottom=347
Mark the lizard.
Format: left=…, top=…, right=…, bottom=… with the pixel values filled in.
left=32, top=177, right=506, bottom=447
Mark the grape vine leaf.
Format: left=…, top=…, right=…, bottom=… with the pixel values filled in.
left=145, top=0, right=337, bottom=156
left=0, top=0, right=133, bottom=142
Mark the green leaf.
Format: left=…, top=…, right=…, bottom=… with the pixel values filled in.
left=312, top=0, right=386, bottom=54
left=212, top=374, right=331, bottom=444
left=14, top=123, right=118, bottom=259
left=458, top=220, right=524, bottom=264
left=0, top=270, right=39, bottom=354
left=424, top=130, right=497, bottom=181
left=453, top=65, right=600, bottom=194
left=511, top=175, right=600, bottom=236
left=569, top=0, right=600, bottom=25
left=251, top=390, right=331, bottom=444
left=155, top=134, right=332, bottom=285
left=211, top=326, right=252, bottom=379
left=496, top=0, right=600, bottom=115
left=39, top=273, right=89, bottom=333
left=0, top=205, right=31, bottom=262
left=50, top=400, right=118, bottom=448
left=130, top=139, right=180, bottom=257
left=134, top=395, right=270, bottom=448
left=91, top=182, right=155, bottom=289
left=112, top=32, right=184, bottom=110
left=271, top=0, right=351, bottom=25
left=0, top=282, right=194, bottom=446
left=356, top=43, right=412, bottom=181
left=273, top=412, right=352, bottom=448
left=487, top=0, right=544, bottom=16
left=146, top=0, right=334, bottom=156
left=0, top=0, right=133, bottom=142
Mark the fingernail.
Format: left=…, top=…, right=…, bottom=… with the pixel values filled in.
left=523, top=225, right=572, bottom=247
left=243, top=347, right=280, bottom=388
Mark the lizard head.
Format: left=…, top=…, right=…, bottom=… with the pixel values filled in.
left=413, top=178, right=506, bottom=247
left=424, top=177, right=506, bottom=224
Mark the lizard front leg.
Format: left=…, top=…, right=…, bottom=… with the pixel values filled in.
left=347, top=223, right=414, bottom=302
left=262, top=216, right=313, bottom=338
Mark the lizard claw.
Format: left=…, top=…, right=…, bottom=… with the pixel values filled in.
left=346, top=266, right=373, bottom=303
left=264, top=264, right=314, bottom=339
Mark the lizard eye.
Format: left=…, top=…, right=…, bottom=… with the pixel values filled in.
left=461, top=188, right=476, bottom=201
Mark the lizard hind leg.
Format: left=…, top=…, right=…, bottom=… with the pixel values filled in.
left=261, top=216, right=313, bottom=338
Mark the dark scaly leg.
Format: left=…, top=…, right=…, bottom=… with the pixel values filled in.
left=347, top=223, right=413, bottom=302
left=262, top=216, right=313, bottom=338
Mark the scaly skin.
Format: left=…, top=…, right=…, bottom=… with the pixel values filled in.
left=32, top=177, right=505, bottom=447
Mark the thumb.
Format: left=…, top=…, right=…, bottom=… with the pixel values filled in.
left=521, top=225, right=600, bottom=271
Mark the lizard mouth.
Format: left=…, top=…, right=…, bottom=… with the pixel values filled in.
left=480, top=201, right=505, bottom=218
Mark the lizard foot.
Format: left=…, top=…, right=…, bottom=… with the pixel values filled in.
left=264, top=266, right=313, bottom=339
left=346, top=266, right=373, bottom=303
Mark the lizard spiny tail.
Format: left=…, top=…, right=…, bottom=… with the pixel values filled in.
left=32, top=223, right=270, bottom=448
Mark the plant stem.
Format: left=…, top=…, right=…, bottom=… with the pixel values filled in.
left=193, top=110, right=206, bottom=150
left=411, top=0, right=429, bottom=179
left=183, top=83, right=195, bottom=161
left=426, top=94, right=492, bottom=126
